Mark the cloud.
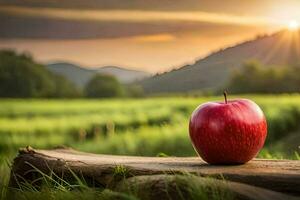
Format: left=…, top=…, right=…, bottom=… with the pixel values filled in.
left=1, top=8, right=278, bottom=40
left=131, top=34, right=176, bottom=43
left=0, top=6, right=280, bottom=26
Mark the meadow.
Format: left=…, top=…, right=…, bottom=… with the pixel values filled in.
left=1, top=95, right=300, bottom=199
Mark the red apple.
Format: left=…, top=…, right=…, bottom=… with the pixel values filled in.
left=189, top=92, right=267, bottom=164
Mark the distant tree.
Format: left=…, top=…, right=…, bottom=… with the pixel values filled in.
left=0, top=50, right=80, bottom=98
left=125, top=84, right=144, bottom=97
left=227, top=61, right=261, bottom=93
left=50, top=74, right=82, bottom=98
left=227, top=61, right=300, bottom=94
left=0, top=50, right=54, bottom=97
left=84, top=74, right=124, bottom=98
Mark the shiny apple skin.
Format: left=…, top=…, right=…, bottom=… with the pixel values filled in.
left=189, top=99, right=267, bottom=164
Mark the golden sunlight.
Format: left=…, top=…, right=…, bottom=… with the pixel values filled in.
left=288, top=20, right=299, bottom=31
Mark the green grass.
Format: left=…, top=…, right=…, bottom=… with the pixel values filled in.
left=1, top=95, right=300, bottom=155
left=0, top=95, right=300, bottom=199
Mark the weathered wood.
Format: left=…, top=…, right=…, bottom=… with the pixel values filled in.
left=9, top=147, right=300, bottom=197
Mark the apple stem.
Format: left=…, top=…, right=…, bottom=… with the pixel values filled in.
left=223, top=91, right=228, bottom=104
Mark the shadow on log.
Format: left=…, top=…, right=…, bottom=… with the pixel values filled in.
left=116, top=175, right=297, bottom=200
left=8, top=147, right=300, bottom=200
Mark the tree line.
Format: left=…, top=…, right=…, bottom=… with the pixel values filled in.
left=226, top=61, right=300, bottom=94
left=2, top=50, right=300, bottom=98
left=0, top=50, right=143, bottom=98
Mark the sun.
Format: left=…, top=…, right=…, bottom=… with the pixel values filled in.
left=288, top=20, right=299, bottom=31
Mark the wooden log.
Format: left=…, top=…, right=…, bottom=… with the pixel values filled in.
left=116, top=175, right=298, bottom=200
left=9, top=147, right=300, bottom=197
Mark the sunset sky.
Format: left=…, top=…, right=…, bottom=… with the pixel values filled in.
left=0, top=0, right=300, bottom=73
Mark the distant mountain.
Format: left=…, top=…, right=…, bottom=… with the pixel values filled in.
left=95, top=66, right=150, bottom=84
left=46, top=63, right=94, bottom=88
left=46, top=63, right=150, bottom=88
left=140, top=30, right=300, bottom=93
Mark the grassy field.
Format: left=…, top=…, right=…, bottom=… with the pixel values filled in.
left=1, top=95, right=300, bottom=199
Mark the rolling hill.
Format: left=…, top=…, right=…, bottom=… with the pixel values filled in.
left=140, top=30, right=300, bottom=93
left=46, top=63, right=150, bottom=88
left=96, top=66, right=150, bottom=83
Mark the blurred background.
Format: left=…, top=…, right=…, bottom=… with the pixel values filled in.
left=0, top=0, right=300, bottom=171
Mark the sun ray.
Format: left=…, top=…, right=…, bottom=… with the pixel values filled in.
left=288, top=20, right=299, bottom=31
left=261, top=31, right=289, bottom=64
